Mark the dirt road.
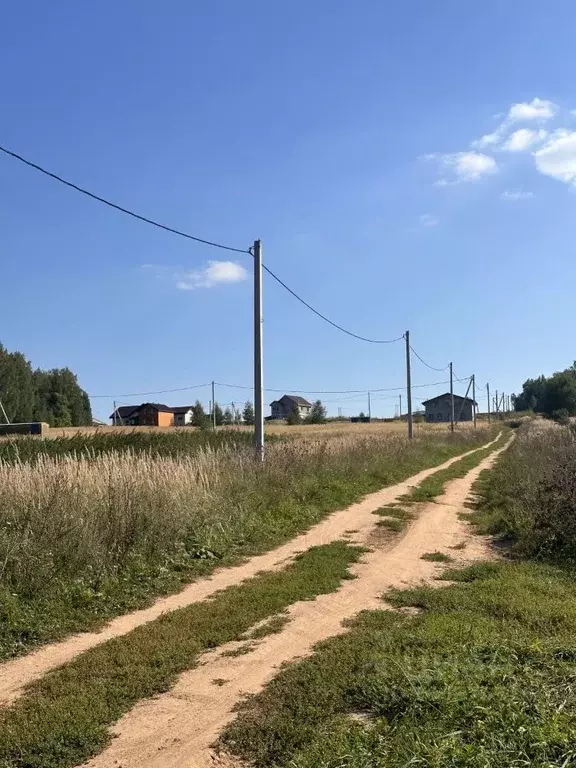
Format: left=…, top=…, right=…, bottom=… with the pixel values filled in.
left=81, top=438, right=508, bottom=768
left=0, top=435, right=501, bottom=707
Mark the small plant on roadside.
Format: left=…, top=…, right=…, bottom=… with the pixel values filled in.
left=421, top=551, right=453, bottom=562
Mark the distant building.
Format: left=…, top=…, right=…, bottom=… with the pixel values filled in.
left=269, top=395, right=312, bottom=420
left=109, top=403, right=195, bottom=427
left=422, top=393, right=476, bottom=423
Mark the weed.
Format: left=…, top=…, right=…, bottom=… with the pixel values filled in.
left=246, top=614, right=291, bottom=640
left=376, top=518, right=404, bottom=533
left=420, top=551, right=453, bottom=562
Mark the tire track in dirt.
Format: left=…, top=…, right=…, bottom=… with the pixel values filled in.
left=82, top=438, right=510, bottom=768
left=0, top=435, right=501, bottom=707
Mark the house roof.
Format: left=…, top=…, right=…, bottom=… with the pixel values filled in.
left=421, top=393, right=477, bottom=406
left=140, top=402, right=173, bottom=412
left=170, top=405, right=195, bottom=414
left=270, top=394, right=313, bottom=407
left=109, top=405, right=138, bottom=420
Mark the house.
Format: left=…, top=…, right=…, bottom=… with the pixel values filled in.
left=171, top=405, right=195, bottom=426
left=109, top=403, right=195, bottom=427
left=109, top=405, right=139, bottom=426
left=422, top=393, right=477, bottom=423
left=269, top=395, right=312, bottom=420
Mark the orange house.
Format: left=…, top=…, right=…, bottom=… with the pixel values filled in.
left=136, top=403, right=175, bottom=427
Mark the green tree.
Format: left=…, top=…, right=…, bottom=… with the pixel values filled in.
left=191, top=400, right=209, bottom=428
left=0, top=343, right=35, bottom=423
left=286, top=405, right=302, bottom=425
left=242, top=401, right=255, bottom=426
left=306, top=399, right=327, bottom=424
left=213, top=402, right=224, bottom=426
left=222, top=407, right=234, bottom=426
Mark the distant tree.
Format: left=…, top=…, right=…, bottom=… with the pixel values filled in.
left=213, top=402, right=225, bottom=426
left=286, top=405, right=302, bottom=425
left=0, top=343, right=36, bottom=423
left=358, top=411, right=366, bottom=419
left=306, top=399, right=327, bottom=424
left=233, top=406, right=242, bottom=424
left=191, top=400, right=209, bottom=428
left=242, top=401, right=255, bottom=426
left=223, top=407, right=234, bottom=426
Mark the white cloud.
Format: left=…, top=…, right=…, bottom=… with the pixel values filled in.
left=419, top=214, right=439, bottom=226
left=500, top=188, right=534, bottom=201
left=502, top=128, right=548, bottom=152
left=472, top=98, right=559, bottom=150
left=176, top=260, right=248, bottom=290
left=534, top=129, right=576, bottom=184
left=508, top=97, right=558, bottom=122
left=434, top=151, right=498, bottom=184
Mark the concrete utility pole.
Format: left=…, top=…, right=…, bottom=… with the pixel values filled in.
left=367, top=392, right=372, bottom=422
left=399, top=393, right=402, bottom=420
left=113, top=400, right=117, bottom=426
left=472, top=374, right=477, bottom=428
left=405, top=331, right=413, bottom=440
left=211, top=381, right=216, bottom=430
left=449, top=362, right=455, bottom=433
left=253, top=239, right=264, bottom=460
left=495, top=390, right=499, bottom=418
left=487, top=383, right=491, bottom=423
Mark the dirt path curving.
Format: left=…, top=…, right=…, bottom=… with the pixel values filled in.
left=82, top=438, right=510, bottom=768
left=0, top=435, right=501, bottom=707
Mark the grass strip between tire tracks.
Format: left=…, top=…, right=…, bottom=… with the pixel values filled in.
left=0, top=541, right=362, bottom=768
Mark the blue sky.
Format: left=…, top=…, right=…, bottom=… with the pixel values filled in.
left=2, top=1, right=576, bottom=420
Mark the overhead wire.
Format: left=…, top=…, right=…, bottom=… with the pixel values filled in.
left=409, top=345, right=450, bottom=372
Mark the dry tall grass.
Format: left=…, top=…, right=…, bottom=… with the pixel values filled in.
left=0, top=429, right=491, bottom=601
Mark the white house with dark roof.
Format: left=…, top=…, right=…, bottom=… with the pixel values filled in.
left=269, top=394, right=312, bottom=420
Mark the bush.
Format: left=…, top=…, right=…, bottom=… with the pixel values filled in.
left=552, top=408, right=571, bottom=426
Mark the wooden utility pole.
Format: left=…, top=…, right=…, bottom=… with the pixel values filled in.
left=211, top=381, right=216, bottom=430
left=253, top=239, right=264, bottom=460
left=367, top=391, right=372, bottom=422
left=405, top=331, right=413, bottom=439
left=495, top=390, right=499, bottom=418
left=449, top=362, right=455, bottom=433
left=487, top=383, right=491, bottom=423
left=472, top=374, right=477, bottom=428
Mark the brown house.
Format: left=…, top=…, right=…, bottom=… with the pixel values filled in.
left=110, top=403, right=175, bottom=427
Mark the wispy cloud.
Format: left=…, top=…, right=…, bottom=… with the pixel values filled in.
left=500, top=188, right=535, bottom=201
left=534, top=129, right=576, bottom=185
left=502, top=128, right=548, bottom=152
left=419, top=213, right=439, bottom=226
left=474, top=98, right=559, bottom=150
left=426, top=151, right=498, bottom=185
left=176, top=260, right=248, bottom=290
left=143, top=260, right=249, bottom=291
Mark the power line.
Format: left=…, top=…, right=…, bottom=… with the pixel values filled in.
left=261, top=262, right=404, bottom=344
left=90, top=383, right=210, bottom=398
left=0, top=145, right=250, bottom=255
left=409, top=345, right=449, bottom=372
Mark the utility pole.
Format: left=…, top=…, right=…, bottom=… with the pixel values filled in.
left=399, top=393, right=402, bottom=420
left=113, top=400, right=117, bottom=426
left=253, top=239, right=264, bottom=460
left=495, top=390, right=499, bottom=418
left=487, top=383, right=491, bottom=423
left=405, top=331, right=413, bottom=440
left=0, top=399, right=10, bottom=425
left=449, top=362, right=455, bottom=433
left=368, top=391, right=372, bottom=422
left=472, top=375, right=476, bottom=428
left=211, top=381, right=216, bottom=430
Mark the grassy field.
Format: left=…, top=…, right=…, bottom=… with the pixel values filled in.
left=219, top=420, right=576, bottom=768
left=0, top=425, right=495, bottom=660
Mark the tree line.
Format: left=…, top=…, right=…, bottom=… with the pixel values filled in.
left=513, top=362, right=576, bottom=421
left=188, top=399, right=328, bottom=427
left=0, top=343, right=92, bottom=426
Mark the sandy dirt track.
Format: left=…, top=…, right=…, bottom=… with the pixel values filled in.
left=82, top=437, right=509, bottom=768
left=0, top=435, right=501, bottom=707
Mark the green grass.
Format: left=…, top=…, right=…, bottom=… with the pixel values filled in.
left=420, top=550, right=453, bottom=562
left=220, top=559, right=576, bottom=768
left=375, top=518, right=405, bottom=533
left=402, top=430, right=508, bottom=504
left=0, top=541, right=361, bottom=768
left=372, top=506, right=415, bottom=522
left=0, top=428, right=497, bottom=661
